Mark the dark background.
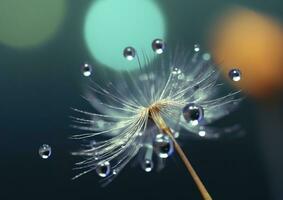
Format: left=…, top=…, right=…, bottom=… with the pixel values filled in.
left=0, top=0, right=282, bottom=200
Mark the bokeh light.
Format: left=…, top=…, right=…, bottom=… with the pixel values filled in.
left=209, top=6, right=283, bottom=100
left=0, top=0, right=66, bottom=49
left=84, top=0, right=166, bottom=71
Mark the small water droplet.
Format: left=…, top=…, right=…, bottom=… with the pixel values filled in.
left=113, top=169, right=118, bottom=175
left=198, top=130, right=206, bottom=137
left=202, top=53, right=211, bottom=61
left=39, top=144, right=51, bottom=159
left=152, top=39, right=165, bottom=54
left=174, top=131, right=180, bottom=138
left=194, top=44, right=200, bottom=52
left=142, top=159, right=154, bottom=172
left=183, top=103, right=204, bottom=126
left=81, top=63, right=92, bottom=77
left=172, top=67, right=182, bottom=75
left=229, top=69, right=241, bottom=82
left=123, top=47, right=136, bottom=61
left=96, top=161, right=111, bottom=177
left=154, top=134, right=174, bottom=158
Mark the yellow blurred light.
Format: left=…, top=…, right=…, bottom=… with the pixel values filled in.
left=0, top=0, right=66, bottom=49
left=209, top=6, right=283, bottom=100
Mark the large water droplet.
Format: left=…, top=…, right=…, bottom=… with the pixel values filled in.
left=123, top=47, right=136, bottom=61
left=229, top=69, right=241, bottom=82
left=194, top=44, right=200, bottom=52
left=152, top=39, right=165, bottom=54
left=142, top=159, right=154, bottom=172
left=182, top=103, right=204, bottom=126
left=154, top=134, right=174, bottom=158
left=39, top=144, right=51, bottom=159
left=81, top=63, right=92, bottom=77
left=96, top=161, right=111, bottom=177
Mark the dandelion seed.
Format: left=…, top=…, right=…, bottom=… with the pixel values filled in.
left=71, top=42, right=243, bottom=200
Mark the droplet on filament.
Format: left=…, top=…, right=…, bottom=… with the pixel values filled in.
left=123, top=46, right=136, bottom=61
left=39, top=144, right=51, bottom=159
left=182, top=103, right=204, bottom=126
left=152, top=39, right=165, bottom=54
left=96, top=161, right=111, bottom=177
left=154, top=134, right=174, bottom=158
left=229, top=68, right=241, bottom=82
left=81, top=63, right=92, bottom=77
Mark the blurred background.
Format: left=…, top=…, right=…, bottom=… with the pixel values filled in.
left=0, top=0, right=282, bottom=199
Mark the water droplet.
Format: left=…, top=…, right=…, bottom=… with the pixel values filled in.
left=142, top=159, right=154, bottom=172
left=182, top=103, right=204, bottom=126
left=154, top=134, right=174, bottom=158
left=194, top=44, right=200, bottom=52
left=96, top=161, right=111, bottom=177
left=172, top=67, right=182, bottom=75
left=113, top=169, right=118, bottom=175
left=123, top=47, right=136, bottom=61
left=152, top=39, right=165, bottom=54
left=173, top=131, right=180, bottom=138
left=82, top=63, right=92, bottom=77
left=229, top=69, right=241, bottom=82
left=198, top=130, right=206, bottom=137
left=39, top=144, right=51, bottom=159
left=202, top=53, right=211, bottom=61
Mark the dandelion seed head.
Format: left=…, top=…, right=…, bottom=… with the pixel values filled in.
left=71, top=41, right=243, bottom=184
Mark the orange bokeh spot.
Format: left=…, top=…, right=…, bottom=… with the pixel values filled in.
left=209, top=6, right=283, bottom=100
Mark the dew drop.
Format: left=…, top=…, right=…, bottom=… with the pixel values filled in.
left=198, top=130, right=206, bottom=137
left=123, top=47, right=136, bottom=61
left=113, top=169, right=118, bottom=175
left=96, top=161, right=111, bottom=178
left=202, top=53, right=211, bottom=61
left=81, top=63, right=92, bottom=77
left=154, top=134, right=174, bottom=158
left=229, top=69, right=241, bottom=82
left=182, top=103, right=204, bottom=126
left=39, top=144, right=51, bottom=159
left=152, top=39, right=165, bottom=54
left=142, top=159, right=154, bottom=172
left=173, top=131, right=180, bottom=138
left=172, top=67, right=182, bottom=75
left=194, top=44, right=200, bottom=52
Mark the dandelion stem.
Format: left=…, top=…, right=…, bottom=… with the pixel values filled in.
left=165, top=128, right=212, bottom=200
left=150, top=109, right=212, bottom=200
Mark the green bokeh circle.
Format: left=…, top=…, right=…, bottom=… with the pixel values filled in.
left=84, top=0, right=166, bottom=71
left=0, top=0, right=66, bottom=49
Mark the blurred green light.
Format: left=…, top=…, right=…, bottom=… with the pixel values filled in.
left=84, top=0, right=166, bottom=71
left=0, top=0, right=66, bottom=49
